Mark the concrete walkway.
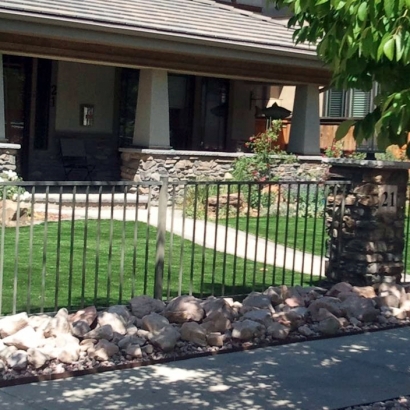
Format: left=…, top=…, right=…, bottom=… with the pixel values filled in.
left=1, top=327, right=410, bottom=410
left=35, top=204, right=324, bottom=276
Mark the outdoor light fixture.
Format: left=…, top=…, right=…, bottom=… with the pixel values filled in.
left=80, top=104, right=94, bottom=127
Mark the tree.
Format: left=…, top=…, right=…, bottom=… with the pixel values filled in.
left=274, top=0, right=410, bottom=155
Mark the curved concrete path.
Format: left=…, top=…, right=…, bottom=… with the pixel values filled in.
left=34, top=204, right=325, bottom=277
left=1, top=327, right=410, bottom=409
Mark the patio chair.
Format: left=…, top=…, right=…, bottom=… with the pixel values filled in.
left=60, top=138, right=95, bottom=180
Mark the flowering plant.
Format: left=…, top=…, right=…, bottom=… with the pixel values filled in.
left=324, top=141, right=344, bottom=158
left=0, top=170, right=30, bottom=201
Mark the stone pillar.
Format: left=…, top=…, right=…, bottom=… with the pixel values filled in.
left=133, top=69, right=170, bottom=149
left=287, top=84, right=320, bottom=155
left=0, top=54, right=6, bottom=141
left=325, top=160, right=410, bottom=286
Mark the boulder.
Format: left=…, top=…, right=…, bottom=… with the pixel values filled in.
left=84, top=324, right=114, bottom=341
left=201, top=311, right=231, bottom=333
left=79, top=339, right=96, bottom=353
left=28, top=315, right=51, bottom=332
left=240, top=293, right=273, bottom=314
left=242, top=310, right=274, bottom=328
left=326, top=282, right=353, bottom=297
left=149, top=325, right=180, bottom=352
left=125, top=344, right=142, bottom=358
left=72, top=321, right=91, bottom=338
left=142, top=313, right=170, bottom=333
left=0, top=345, right=18, bottom=361
left=266, top=323, right=290, bottom=339
left=90, top=340, right=119, bottom=361
left=298, top=325, right=316, bottom=337
left=7, top=350, right=28, bottom=370
left=57, top=347, right=80, bottom=364
left=180, top=322, right=207, bottom=347
left=201, top=297, right=235, bottom=320
left=107, top=305, right=131, bottom=322
left=44, top=315, right=72, bottom=338
left=341, top=296, right=379, bottom=322
left=317, top=313, right=341, bottom=335
left=27, top=348, right=49, bottom=369
left=69, top=306, right=97, bottom=326
left=164, top=296, right=205, bottom=323
left=375, top=294, right=400, bottom=309
left=0, top=312, right=28, bottom=338
left=2, top=326, right=43, bottom=350
left=118, top=335, right=145, bottom=351
left=98, top=312, right=127, bottom=335
left=231, top=320, right=264, bottom=341
left=308, top=297, right=344, bottom=321
left=263, top=286, right=283, bottom=306
left=352, top=286, right=376, bottom=299
left=129, top=295, right=165, bottom=318
left=284, top=296, right=304, bottom=308
left=207, top=332, right=225, bottom=347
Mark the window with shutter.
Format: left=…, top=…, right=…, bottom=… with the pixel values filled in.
left=349, top=89, right=371, bottom=117
left=325, top=89, right=345, bottom=117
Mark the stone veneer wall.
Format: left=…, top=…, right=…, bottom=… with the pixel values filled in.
left=0, top=144, right=21, bottom=175
left=325, top=161, right=410, bottom=286
left=119, top=149, right=329, bottom=185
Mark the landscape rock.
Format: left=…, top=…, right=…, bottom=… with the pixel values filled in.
left=72, top=321, right=91, bottom=338
left=28, top=315, right=51, bottom=332
left=149, top=325, right=180, bottom=352
left=44, top=315, right=71, bottom=338
left=232, top=319, right=264, bottom=341
left=142, top=313, right=170, bottom=333
left=57, top=347, right=80, bottom=364
left=0, top=345, right=17, bottom=360
left=327, top=282, right=353, bottom=298
left=125, top=344, right=142, bottom=358
left=129, top=295, right=165, bottom=318
left=0, top=312, right=28, bottom=338
left=242, top=309, right=274, bottom=328
left=69, top=306, right=97, bottom=326
left=341, top=296, right=379, bottom=322
left=207, top=332, right=225, bottom=347
left=98, top=312, right=127, bottom=335
left=201, top=311, right=231, bottom=333
left=201, top=297, right=235, bottom=320
left=298, top=324, right=316, bottom=337
left=317, top=313, right=341, bottom=335
left=164, top=295, right=205, bottom=323
left=2, top=326, right=43, bottom=350
left=266, top=322, right=290, bottom=339
left=84, top=324, right=114, bottom=341
left=180, top=322, right=207, bottom=347
left=352, top=286, right=376, bottom=299
left=107, top=305, right=131, bottom=323
left=241, top=293, right=273, bottom=314
left=308, top=297, right=344, bottom=320
left=118, top=335, right=145, bottom=351
left=263, top=286, right=283, bottom=306
left=27, top=348, right=49, bottom=369
left=7, top=350, right=28, bottom=370
left=90, top=340, right=119, bottom=361
left=375, top=294, right=400, bottom=309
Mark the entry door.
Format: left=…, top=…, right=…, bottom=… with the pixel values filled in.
left=3, top=55, right=32, bottom=179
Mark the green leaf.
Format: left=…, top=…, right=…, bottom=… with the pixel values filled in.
left=336, top=120, right=355, bottom=140
left=383, top=37, right=395, bottom=61
left=357, top=3, right=368, bottom=21
left=384, top=0, right=395, bottom=18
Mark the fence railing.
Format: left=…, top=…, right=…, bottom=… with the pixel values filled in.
left=0, top=178, right=356, bottom=315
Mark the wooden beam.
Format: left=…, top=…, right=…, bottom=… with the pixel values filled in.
left=0, top=33, right=331, bottom=85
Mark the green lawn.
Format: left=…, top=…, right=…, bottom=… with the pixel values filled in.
left=0, top=219, right=318, bottom=315
left=226, top=215, right=327, bottom=256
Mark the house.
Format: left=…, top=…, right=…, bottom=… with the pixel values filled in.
left=0, top=0, right=330, bottom=181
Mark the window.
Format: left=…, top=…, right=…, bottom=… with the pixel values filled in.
left=323, top=84, right=378, bottom=118
left=323, top=84, right=379, bottom=151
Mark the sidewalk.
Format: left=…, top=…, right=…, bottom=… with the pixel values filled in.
left=1, top=327, right=410, bottom=410
left=37, top=204, right=324, bottom=276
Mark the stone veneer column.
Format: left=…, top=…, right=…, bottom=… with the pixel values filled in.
left=133, top=69, right=170, bottom=149
left=287, top=85, right=320, bottom=155
left=325, top=160, right=410, bottom=286
left=0, top=54, right=6, bottom=141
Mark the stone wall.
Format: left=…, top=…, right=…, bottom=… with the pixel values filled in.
left=119, top=149, right=328, bottom=184
left=0, top=144, right=20, bottom=175
left=325, top=161, right=410, bottom=286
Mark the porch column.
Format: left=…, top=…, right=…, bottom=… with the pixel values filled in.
left=133, top=69, right=170, bottom=149
left=287, top=84, right=320, bottom=155
left=0, top=54, right=6, bottom=141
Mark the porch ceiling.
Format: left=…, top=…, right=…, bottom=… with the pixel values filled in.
left=0, top=0, right=331, bottom=85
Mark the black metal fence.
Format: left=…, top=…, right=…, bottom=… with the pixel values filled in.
left=0, top=178, right=382, bottom=315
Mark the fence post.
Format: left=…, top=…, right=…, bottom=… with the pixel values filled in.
left=154, top=176, right=168, bottom=299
